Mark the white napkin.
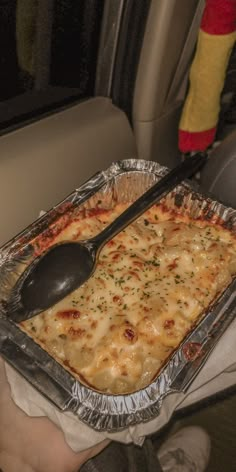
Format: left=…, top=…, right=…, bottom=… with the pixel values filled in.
left=5, top=317, right=236, bottom=452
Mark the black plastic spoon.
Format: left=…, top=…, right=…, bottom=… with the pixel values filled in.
left=7, top=154, right=206, bottom=322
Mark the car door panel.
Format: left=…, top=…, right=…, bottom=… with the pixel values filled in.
left=0, top=97, right=136, bottom=245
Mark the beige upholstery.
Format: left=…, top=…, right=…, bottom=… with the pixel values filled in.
left=0, top=98, right=136, bottom=245
left=133, top=0, right=203, bottom=168
left=200, top=130, right=236, bottom=208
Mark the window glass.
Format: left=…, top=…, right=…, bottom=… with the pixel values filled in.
left=0, top=0, right=104, bottom=131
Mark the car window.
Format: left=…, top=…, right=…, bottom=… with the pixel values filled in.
left=0, top=0, right=105, bottom=132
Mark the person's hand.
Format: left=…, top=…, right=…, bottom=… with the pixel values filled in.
left=0, top=358, right=109, bottom=472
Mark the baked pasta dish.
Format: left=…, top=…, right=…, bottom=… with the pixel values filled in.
left=20, top=201, right=236, bottom=394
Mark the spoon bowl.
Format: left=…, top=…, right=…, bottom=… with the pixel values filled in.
left=21, top=241, right=97, bottom=313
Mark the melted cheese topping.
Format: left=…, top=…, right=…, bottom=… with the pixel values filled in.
left=21, top=204, right=236, bottom=394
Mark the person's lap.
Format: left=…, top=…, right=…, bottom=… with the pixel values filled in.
left=0, top=357, right=109, bottom=472
left=0, top=355, right=212, bottom=472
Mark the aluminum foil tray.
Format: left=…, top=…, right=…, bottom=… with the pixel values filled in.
left=0, top=159, right=236, bottom=432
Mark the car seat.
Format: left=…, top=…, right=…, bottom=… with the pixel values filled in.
left=133, top=0, right=205, bottom=168
left=200, top=129, right=236, bottom=208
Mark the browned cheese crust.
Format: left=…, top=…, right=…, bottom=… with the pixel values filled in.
left=21, top=203, right=236, bottom=394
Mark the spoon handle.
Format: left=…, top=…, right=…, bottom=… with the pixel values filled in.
left=91, top=153, right=206, bottom=249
